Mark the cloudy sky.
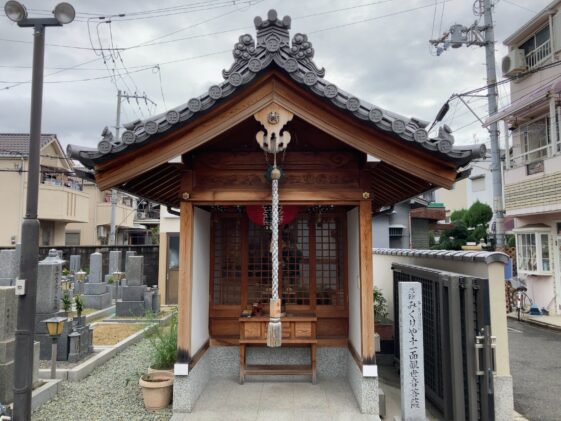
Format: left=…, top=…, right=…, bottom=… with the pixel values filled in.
left=0, top=0, right=548, bottom=151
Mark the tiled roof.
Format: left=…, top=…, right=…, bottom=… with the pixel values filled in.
left=0, top=133, right=57, bottom=157
left=68, top=10, right=486, bottom=168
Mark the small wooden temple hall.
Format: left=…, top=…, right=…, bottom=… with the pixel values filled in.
left=70, top=9, right=484, bottom=416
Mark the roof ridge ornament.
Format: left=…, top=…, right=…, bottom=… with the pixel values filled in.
left=222, top=9, right=325, bottom=80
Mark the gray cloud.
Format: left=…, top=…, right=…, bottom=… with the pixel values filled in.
left=0, top=0, right=551, bottom=151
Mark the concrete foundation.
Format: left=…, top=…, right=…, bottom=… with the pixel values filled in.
left=172, top=346, right=379, bottom=416
left=116, top=300, right=145, bottom=317
left=82, top=292, right=111, bottom=310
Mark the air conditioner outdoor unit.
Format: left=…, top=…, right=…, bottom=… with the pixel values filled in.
left=97, top=225, right=108, bottom=238
left=502, top=49, right=527, bottom=77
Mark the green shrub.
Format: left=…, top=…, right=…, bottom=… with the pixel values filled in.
left=61, top=292, right=72, bottom=314
left=74, top=294, right=84, bottom=316
left=147, top=311, right=178, bottom=370
left=374, top=287, right=389, bottom=323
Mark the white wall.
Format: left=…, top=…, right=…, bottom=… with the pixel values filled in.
left=347, top=207, right=361, bottom=355
left=191, top=207, right=210, bottom=355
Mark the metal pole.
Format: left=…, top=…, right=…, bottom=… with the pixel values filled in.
left=50, top=338, right=57, bottom=380
left=109, top=90, right=121, bottom=246
left=13, top=23, right=45, bottom=421
left=483, top=0, right=505, bottom=249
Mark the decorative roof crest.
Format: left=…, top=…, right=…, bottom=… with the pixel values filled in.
left=223, top=9, right=324, bottom=79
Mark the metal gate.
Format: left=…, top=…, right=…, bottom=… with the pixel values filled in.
left=392, top=263, right=495, bottom=421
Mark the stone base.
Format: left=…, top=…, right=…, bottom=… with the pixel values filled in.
left=0, top=359, right=14, bottom=403
left=172, top=346, right=379, bottom=416
left=33, top=341, right=40, bottom=386
left=121, top=285, right=146, bottom=302
left=494, top=375, right=514, bottom=421
left=83, top=283, right=109, bottom=296
left=82, top=292, right=111, bottom=310
left=116, top=300, right=145, bottom=317
left=173, top=348, right=210, bottom=414
left=347, top=351, right=379, bottom=414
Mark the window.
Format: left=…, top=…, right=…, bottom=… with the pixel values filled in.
left=520, top=25, right=551, bottom=68
left=471, top=175, right=485, bottom=192
left=65, top=232, right=80, bottom=246
left=515, top=116, right=551, bottom=164
left=516, top=232, right=551, bottom=274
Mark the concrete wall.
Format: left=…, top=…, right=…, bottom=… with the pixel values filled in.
left=191, top=208, right=210, bottom=355
left=372, top=214, right=390, bottom=249
left=347, top=207, right=361, bottom=356
left=435, top=178, right=468, bottom=218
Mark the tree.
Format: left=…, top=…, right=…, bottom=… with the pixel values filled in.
left=436, top=201, right=493, bottom=250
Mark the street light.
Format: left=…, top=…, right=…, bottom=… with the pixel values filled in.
left=6, top=2, right=74, bottom=419
left=42, top=317, right=67, bottom=379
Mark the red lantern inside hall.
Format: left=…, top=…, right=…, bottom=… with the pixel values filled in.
left=246, top=205, right=300, bottom=228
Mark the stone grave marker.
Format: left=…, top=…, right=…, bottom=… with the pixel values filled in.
left=69, top=255, right=81, bottom=273
left=89, top=252, right=102, bottom=283
left=117, top=255, right=147, bottom=317
left=0, top=249, right=19, bottom=287
left=0, top=286, right=17, bottom=403
left=396, top=281, right=426, bottom=421
left=124, top=250, right=136, bottom=274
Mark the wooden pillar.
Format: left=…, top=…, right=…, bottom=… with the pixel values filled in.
left=359, top=199, right=375, bottom=363
left=177, top=200, right=194, bottom=362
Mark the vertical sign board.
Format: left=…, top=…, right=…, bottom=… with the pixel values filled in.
left=398, top=281, right=426, bottom=420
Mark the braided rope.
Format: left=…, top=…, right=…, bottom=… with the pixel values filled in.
left=271, top=177, right=279, bottom=300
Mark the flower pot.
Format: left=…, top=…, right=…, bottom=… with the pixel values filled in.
left=375, top=322, right=394, bottom=341
left=148, top=366, right=174, bottom=376
left=139, top=372, right=173, bottom=410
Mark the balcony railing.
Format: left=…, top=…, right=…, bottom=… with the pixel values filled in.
left=38, top=184, right=89, bottom=223
left=526, top=39, right=551, bottom=69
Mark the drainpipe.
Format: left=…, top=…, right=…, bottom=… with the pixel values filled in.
left=549, top=97, right=558, bottom=157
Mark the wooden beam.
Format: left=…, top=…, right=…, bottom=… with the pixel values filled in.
left=359, top=199, right=375, bottom=363
left=188, top=189, right=364, bottom=203
left=177, top=200, right=194, bottom=362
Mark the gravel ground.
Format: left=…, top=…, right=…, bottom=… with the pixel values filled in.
left=32, top=339, right=172, bottom=421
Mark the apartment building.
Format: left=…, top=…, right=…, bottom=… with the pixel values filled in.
left=488, top=0, right=561, bottom=313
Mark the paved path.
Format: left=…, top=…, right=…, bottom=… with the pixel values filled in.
left=508, top=319, right=561, bottom=421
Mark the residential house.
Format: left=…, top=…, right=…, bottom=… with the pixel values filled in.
left=0, top=133, right=152, bottom=247
left=0, top=133, right=89, bottom=247
left=486, top=0, right=561, bottom=313
left=372, top=192, right=450, bottom=249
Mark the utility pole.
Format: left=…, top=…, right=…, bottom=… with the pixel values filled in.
left=109, top=90, right=156, bottom=245
left=430, top=0, right=505, bottom=249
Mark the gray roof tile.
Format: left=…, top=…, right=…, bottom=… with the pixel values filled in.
left=0, top=133, right=57, bottom=156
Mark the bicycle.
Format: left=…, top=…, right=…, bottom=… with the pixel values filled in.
left=511, top=287, right=533, bottom=321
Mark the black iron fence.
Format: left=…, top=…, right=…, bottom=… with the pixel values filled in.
left=393, top=263, right=495, bottom=421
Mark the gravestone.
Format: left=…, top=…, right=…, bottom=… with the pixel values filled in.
left=117, top=255, right=147, bottom=317
left=396, top=281, right=426, bottom=421
left=108, top=251, right=121, bottom=276
left=0, top=249, right=19, bottom=287
left=124, top=251, right=136, bottom=276
left=89, top=252, right=102, bottom=283
left=34, top=250, right=72, bottom=361
left=0, top=287, right=17, bottom=403
left=82, top=252, right=111, bottom=310
left=69, top=255, right=81, bottom=273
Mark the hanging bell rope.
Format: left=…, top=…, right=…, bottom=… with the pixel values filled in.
left=254, top=105, right=294, bottom=348
left=267, top=164, right=282, bottom=347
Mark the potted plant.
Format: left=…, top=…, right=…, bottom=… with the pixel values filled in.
left=61, top=292, right=72, bottom=318
left=146, top=311, right=177, bottom=375
left=374, top=287, right=393, bottom=342
left=138, top=371, right=173, bottom=410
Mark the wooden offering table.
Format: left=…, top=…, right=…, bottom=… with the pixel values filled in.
left=239, top=313, right=317, bottom=384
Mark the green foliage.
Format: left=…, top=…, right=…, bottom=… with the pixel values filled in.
left=506, top=234, right=516, bottom=248
left=61, top=292, right=72, bottom=313
left=107, top=277, right=114, bottom=284
left=146, top=311, right=178, bottom=370
left=465, top=201, right=493, bottom=228
left=437, top=201, right=494, bottom=250
left=450, top=209, right=468, bottom=223
left=62, top=268, right=70, bottom=276
left=373, top=287, right=389, bottom=323
left=150, top=226, right=160, bottom=245
left=74, top=294, right=84, bottom=316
